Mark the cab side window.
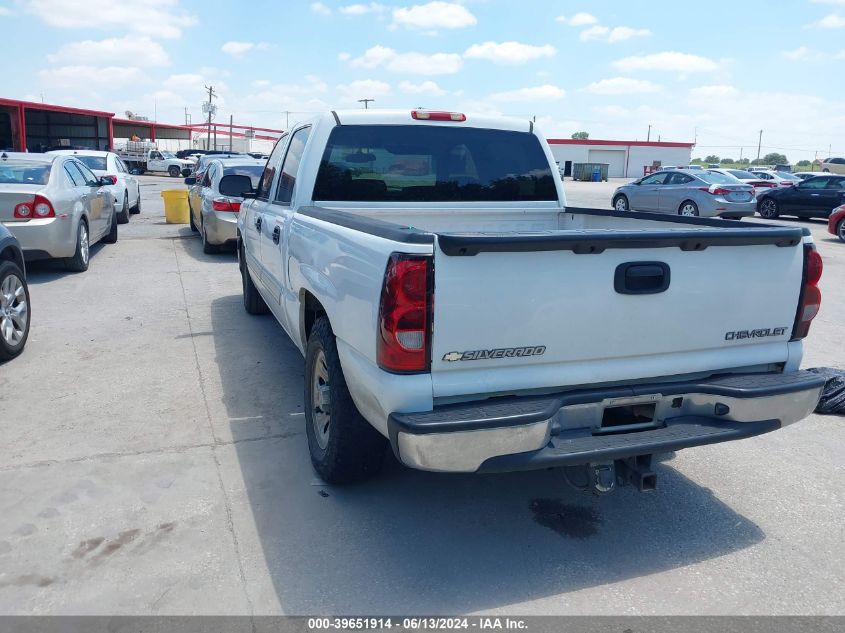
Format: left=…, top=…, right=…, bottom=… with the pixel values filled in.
left=256, top=134, right=289, bottom=200
left=274, top=127, right=311, bottom=205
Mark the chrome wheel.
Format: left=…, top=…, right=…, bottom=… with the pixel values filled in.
left=79, top=224, right=89, bottom=265
left=614, top=196, right=628, bottom=212
left=837, top=219, right=845, bottom=242
left=311, top=349, right=332, bottom=450
left=679, top=202, right=698, bottom=217
left=0, top=273, right=28, bottom=348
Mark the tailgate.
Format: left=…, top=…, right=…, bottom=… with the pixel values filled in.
left=430, top=227, right=805, bottom=398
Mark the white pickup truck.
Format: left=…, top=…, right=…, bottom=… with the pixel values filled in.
left=236, top=109, right=825, bottom=493
left=115, top=143, right=194, bottom=177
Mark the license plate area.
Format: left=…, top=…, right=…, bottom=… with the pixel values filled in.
left=595, top=394, right=661, bottom=435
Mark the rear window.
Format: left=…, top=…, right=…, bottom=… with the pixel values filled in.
left=222, top=165, right=264, bottom=188
left=313, top=125, right=556, bottom=202
left=0, top=160, right=51, bottom=184
left=75, top=156, right=107, bottom=171
left=699, top=171, right=738, bottom=184
left=728, top=170, right=756, bottom=179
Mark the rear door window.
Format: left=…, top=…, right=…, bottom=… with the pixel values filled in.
left=313, top=125, right=556, bottom=202
left=74, top=161, right=98, bottom=186
left=64, top=162, right=87, bottom=187
left=275, top=127, right=311, bottom=205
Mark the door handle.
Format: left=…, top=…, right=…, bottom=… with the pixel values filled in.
left=272, top=226, right=281, bottom=245
left=255, top=216, right=262, bottom=233
left=615, top=262, right=671, bottom=295
left=810, top=193, right=820, bottom=196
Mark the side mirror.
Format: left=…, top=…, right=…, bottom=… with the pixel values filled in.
left=184, top=176, right=197, bottom=185
left=98, top=176, right=116, bottom=186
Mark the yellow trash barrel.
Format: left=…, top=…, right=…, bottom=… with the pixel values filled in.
left=161, top=189, right=190, bottom=224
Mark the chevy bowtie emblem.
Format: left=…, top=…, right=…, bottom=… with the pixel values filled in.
left=442, top=346, right=546, bottom=362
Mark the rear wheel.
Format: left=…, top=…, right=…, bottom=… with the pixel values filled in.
left=201, top=221, right=219, bottom=254
left=678, top=200, right=699, bottom=217
left=613, top=194, right=629, bottom=212
left=102, top=207, right=118, bottom=244
left=168, top=165, right=181, bottom=177
left=0, top=261, right=30, bottom=361
left=188, top=204, right=198, bottom=232
left=837, top=218, right=845, bottom=243
left=305, top=317, right=387, bottom=483
left=118, top=191, right=130, bottom=224
left=64, top=221, right=90, bottom=272
left=823, top=168, right=830, bottom=173
left=759, top=198, right=779, bottom=219
left=130, top=186, right=141, bottom=214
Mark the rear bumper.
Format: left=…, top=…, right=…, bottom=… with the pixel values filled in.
left=203, top=211, right=239, bottom=246
left=387, top=371, right=824, bottom=473
left=711, top=199, right=756, bottom=218
left=2, top=217, right=77, bottom=259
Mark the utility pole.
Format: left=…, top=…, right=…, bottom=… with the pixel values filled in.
left=184, top=107, right=190, bottom=126
left=739, top=147, right=743, bottom=163
left=229, top=114, right=233, bottom=153
left=647, top=124, right=651, bottom=142
left=204, top=85, right=217, bottom=150
left=756, top=129, right=763, bottom=162
left=282, top=110, right=291, bottom=130
left=358, top=98, right=374, bottom=109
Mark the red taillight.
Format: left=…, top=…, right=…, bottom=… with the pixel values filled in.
left=700, top=186, right=731, bottom=196
left=14, top=201, right=33, bottom=218
left=377, top=253, right=432, bottom=373
left=780, top=181, right=793, bottom=186
left=792, top=245, right=823, bottom=341
left=212, top=197, right=241, bottom=212
left=411, top=110, right=466, bottom=122
left=751, top=181, right=775, bottom=188
left=102, top=175, right=118, bottom=185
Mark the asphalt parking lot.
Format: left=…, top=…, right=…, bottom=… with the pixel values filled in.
left=0, top=175, right=843, bottom=615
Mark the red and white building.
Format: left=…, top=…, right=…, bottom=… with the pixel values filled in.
left=547, top=138, right=695, bottom=179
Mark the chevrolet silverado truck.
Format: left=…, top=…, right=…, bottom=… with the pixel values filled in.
left=236, top=109, right=824, bottom=492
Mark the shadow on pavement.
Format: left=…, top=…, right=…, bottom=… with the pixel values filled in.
left=24, top=243, right=106, bottom=284
left=210, top=294, right=765, bottom=615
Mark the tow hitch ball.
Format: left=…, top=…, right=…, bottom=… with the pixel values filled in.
left=564, top=455, right=657, bottom=494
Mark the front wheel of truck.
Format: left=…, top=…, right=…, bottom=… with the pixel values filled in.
left=305, top=316, right=387, bottom=483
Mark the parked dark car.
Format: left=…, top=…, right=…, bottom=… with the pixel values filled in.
left=757, top=175, right=845, bottom=219
left=0, top=224, right=30, bottom=361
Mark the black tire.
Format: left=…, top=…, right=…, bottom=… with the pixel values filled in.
left=102, top=207, right=118, bottom=244
left=130, top=187, right=141, bottom=214
left=168, top=165, right=181, bottom=177
left=837, top=218, right=845, bottom=243
left=0, top=260, right=31, bottom=361
left=823, top=168, right=830, bottom=173
left=118, top=191, right=130, bottom=224
left=64, top=220, right=90, bottom=272
left=189, top=203, right=198, bottom=232
left=613, top=194, right=629, bottom=212
left=201, top=222, right=219, bottom=254
left=678, top=200, right=699, bottom=217
left=758, top=197, right=779, bottom=219
left=305, top=317, right=387, bottom=483
left=240, top=243, right=269, bottom=315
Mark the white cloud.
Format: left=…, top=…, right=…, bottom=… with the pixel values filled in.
left=337, top=52, right=352, bottom=61
left=488, top=84, right=566, bottom=102
left=584, top=77, right=661, bottom=95
left=688, top=84, right=738, bottom=99
left=0, top=6, right=12, bottom=15
left=807, top=12, right=845, bottom=27
left=336, top=79, right=392, bottom=103
left=782, top=46, right=823, bottom=61
left=310, top=1, right=332, bottom=15
left=340, top=2, right=386, bottom=15
left=580, top=25, right=609, bottom=41
left=347, top=45, right=463, bottom=75
left=25, top=0, right=196, bottom=38
left=399, top=80, right=446, bottom=96
left=47, top=36, right=168, bottom=67
left=557, top=12, right=598, bottom=26
left=38, top=65, right=145, bottom=89
left=391, top=2, right=476, bottom=30
left=221, top=41, right=270, bottom=57
left=607, top=26, right=651, bottom=42
left=464, top=41, right=556, bottom=64
left=612, top=51, right=719, bottom=73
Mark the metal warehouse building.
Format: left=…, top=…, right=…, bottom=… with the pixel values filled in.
left=548, top=139, right=695, bottom=179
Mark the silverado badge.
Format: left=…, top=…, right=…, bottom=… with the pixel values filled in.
left=442, top=346, right=546, bottom=362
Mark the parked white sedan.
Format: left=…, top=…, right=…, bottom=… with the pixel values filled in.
left=48, top=150, right=140, bottom=224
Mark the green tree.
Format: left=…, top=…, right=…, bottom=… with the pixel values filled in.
left=571, top=131, right=589, bottom=140
left=690, top=157, right=704, bottom=164
left=738, top=157, right=750, bottom=165
left=705, top=155, right=720, bottom=163
left=720, top=157, right=735, bottom=164
left=796, top=160, right=811, bottom=167
left=762, top=152, right=788, bottom=165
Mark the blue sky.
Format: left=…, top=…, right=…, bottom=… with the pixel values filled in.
left=1, top=0, right=844, bottom=160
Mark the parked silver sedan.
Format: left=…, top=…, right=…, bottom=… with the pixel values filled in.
left=186, top=158, right=264, bottom=253
left=612, top=169, right=756, bottom=218
left=0, top=152, right=118, bottom=272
